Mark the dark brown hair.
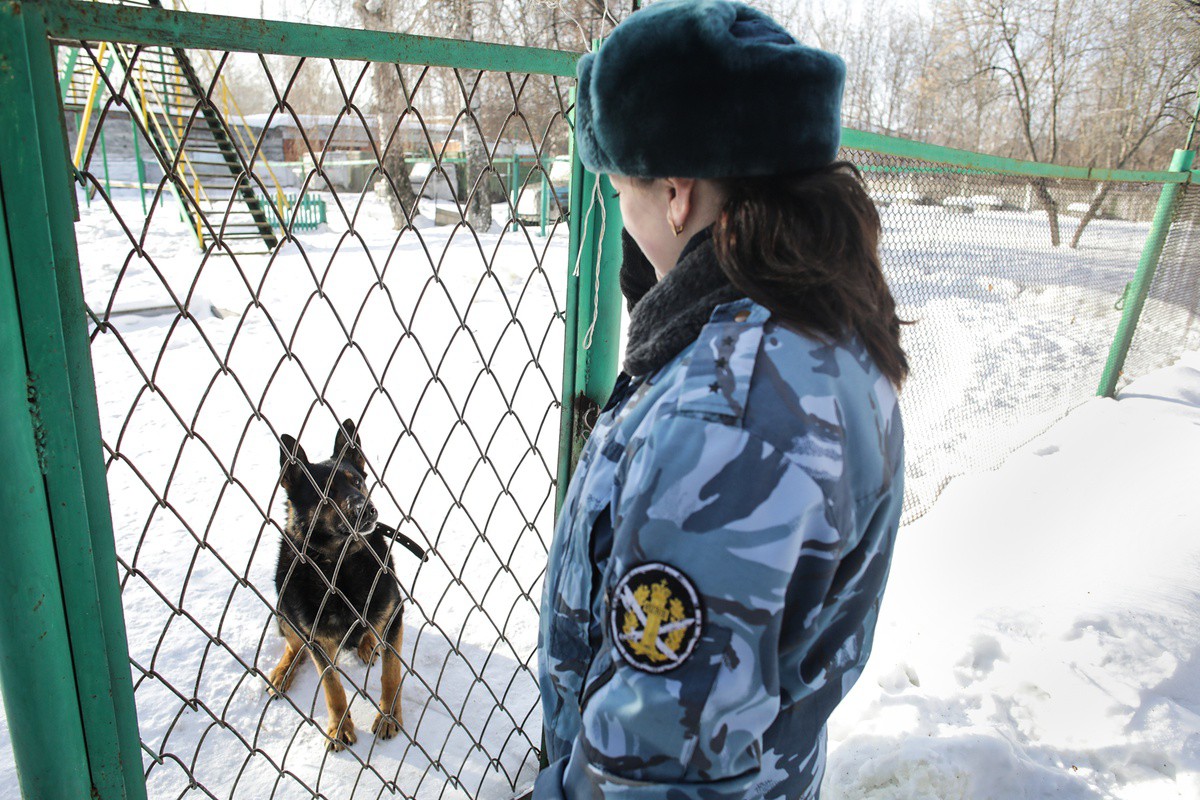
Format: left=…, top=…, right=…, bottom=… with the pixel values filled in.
left=712, top=162, right=909, bottom=388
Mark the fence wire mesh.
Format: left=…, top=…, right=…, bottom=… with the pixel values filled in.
left=61, top=31, right=572, bottom=800
left=1123, top=183, right=1200, bottom=388
left=841, top=147, right=1171, bottom=521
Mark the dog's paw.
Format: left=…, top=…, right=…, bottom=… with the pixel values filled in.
left=326, top=719, right=357, bottom=751
left=357, top=637, right=379, bottom=666
left=266, top=670, right=292, bottom=698
left=371, top=712, right=402, bottom=739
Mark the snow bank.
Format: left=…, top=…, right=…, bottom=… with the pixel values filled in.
left=825, top=351, right=1200, bottom=799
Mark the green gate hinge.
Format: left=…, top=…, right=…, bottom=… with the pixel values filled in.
left=26, top=372, right=48, bottom=474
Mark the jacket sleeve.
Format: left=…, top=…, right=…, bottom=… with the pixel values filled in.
left=535, top=413, right=843, bottom=800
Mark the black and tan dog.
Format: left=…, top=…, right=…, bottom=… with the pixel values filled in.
left=269, top=420, right=412, bottom=751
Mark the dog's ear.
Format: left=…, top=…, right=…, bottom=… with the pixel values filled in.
left=333, top=419, right=366, bottom=473
left=279, top=434, right=309, bottom=489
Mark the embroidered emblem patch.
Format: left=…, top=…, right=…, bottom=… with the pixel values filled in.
left=610, top=562, right=703, bottom=673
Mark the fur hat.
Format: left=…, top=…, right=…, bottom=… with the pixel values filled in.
left=575, top=0, right=845, bottom=178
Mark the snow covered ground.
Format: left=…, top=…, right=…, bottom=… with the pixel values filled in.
left=2, top=185, right=1197, bottom=799
left=825, top=351, right=1200, bottom=799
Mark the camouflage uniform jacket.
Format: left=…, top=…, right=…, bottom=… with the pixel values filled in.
left=536, top=294, right=905, bottom=800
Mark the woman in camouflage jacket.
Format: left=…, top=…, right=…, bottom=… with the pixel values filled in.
left=535, top=2, right=908, bottom=799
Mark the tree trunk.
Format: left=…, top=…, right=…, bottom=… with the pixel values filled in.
left=450, top=0, right=491, bottom=233
left=1070, top=181, right=1111, bottom=249
left=1031, top=178, right=1061, bottom=247
left=374, top=66, right=418, bottom=230
left=354, top=0, right=417, bottom=230
left=463, top=69, right=492, bottom=232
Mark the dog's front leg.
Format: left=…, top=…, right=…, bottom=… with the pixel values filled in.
left=267, top=623, right=307, bottom=697
left=371, top=615, right=404, bottom=739
left=310, top=648, right=357, bottom=751
left=357, top=629, right=379, bottom=665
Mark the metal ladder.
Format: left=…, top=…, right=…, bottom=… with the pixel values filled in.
left=59, top=0, right=280, bottom=253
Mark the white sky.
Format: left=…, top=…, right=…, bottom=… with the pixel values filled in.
left=186, top=0, right=935, bottom=30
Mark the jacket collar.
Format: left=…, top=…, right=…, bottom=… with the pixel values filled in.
left=623, top=227, right=744, bottom=376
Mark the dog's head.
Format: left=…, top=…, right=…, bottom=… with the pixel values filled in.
left=279, top=419, right=379, bottom=538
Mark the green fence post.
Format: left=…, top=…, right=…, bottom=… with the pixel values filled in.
left=99, top=122, right=111, bottom=195
left=1096, top=147, right=1196, bottom=398
left=0, top=130, right=95, bottom=800
left=0, top=2, right=147, bottom=798
left=75, top=112, right=91, bottom=208
left=58, top=43, right=79, bottom=98
left=131, top=110, right=147, bottom=215
left=539, top=166, right=549, bottom=238
left=555, top=77, right=623, bottom=515
left=510, top=152, right=520, bottom=232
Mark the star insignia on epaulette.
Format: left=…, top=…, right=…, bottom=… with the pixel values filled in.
left=610, top=563, right=702, bottom=673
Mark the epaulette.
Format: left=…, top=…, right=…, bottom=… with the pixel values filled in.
left=676, top=298, right=770, bottom=424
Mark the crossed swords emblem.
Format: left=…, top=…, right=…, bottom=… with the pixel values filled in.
left=617, top=582, right=696, bottom=665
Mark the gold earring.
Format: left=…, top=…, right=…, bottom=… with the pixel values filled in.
left=671, top=221, right=684, bottom=237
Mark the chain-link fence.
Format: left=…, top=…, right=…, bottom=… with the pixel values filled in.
left=52, top=8, right=575, bottom=799
left=2, top=1, right=1198, bottom=798
left=1123, top=183, right=1200, bottom=386
left=840, top=142, right=1196, bottom=521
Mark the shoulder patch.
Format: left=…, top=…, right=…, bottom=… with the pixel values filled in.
left=610, top=562, right=703, bottom=673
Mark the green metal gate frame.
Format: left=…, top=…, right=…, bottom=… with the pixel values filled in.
left=1, top=0, right=1197, bottom=796
left=0, top=1, right=619, bottom=797
left=2, top=2, right=146, bottom=797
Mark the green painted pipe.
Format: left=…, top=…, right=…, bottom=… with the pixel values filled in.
left=0, top=12, right=93, bottom=800
left=510, top=152, right=519, bottom=233
left=554, top=54, right=624, bottom=516
left=539, top=167, right=549, bottom=238
left=42, top=0, right=580, bottom=76
left=574, top=171, right=622, bottom=408
left=0, top=155, right=95, bottom=800
left=99, top=123, right=111, bottom=196
left=1097, top=148, right=1196, bottom=397
left=58, top=44, right=80, bottom=100
left=2, top=4, right=148, bottom=797
left=555, top=85, right=585, bottom=518
left=132, top=110, right=147, bottom=215
left=841, top=127, right=1190, bottom=185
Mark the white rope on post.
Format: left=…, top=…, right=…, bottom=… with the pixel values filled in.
left=576, top=176, right=607, bottom=351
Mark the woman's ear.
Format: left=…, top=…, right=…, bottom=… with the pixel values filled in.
left=664, top=177, right=696, bottom=233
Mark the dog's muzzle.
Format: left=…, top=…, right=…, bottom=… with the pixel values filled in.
left=355, top=501, right=379, bottom=532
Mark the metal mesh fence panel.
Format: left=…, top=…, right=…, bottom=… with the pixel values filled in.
left=841, top=147, right=1161, bottom=521
left=60, top=32, right=572, bottom=800
left=1122, top=183, right=1200, bottom=389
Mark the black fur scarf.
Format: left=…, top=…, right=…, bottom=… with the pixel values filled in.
left=622, top=227, right=744, bottom=377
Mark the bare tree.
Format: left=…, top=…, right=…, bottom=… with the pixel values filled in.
left=427, top=0, right=496, bottom=232
left=947, top=0, right=1104, bottom=245
left=1066, top=0, right=1199, bottom=246
left=353, top=0, right=420, bottom=229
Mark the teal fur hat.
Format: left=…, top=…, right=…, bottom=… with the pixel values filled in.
left=575, top=0, right=846, bottom=178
